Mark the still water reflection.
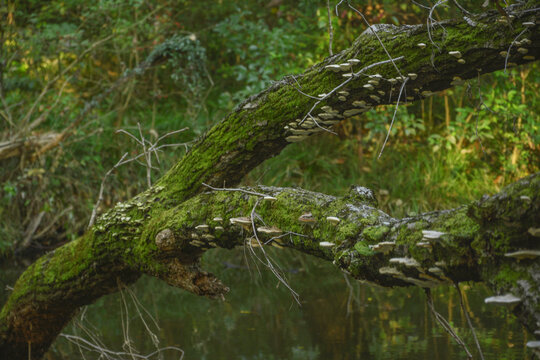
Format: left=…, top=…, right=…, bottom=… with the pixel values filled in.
left=0, top=249, right=531, bottom=359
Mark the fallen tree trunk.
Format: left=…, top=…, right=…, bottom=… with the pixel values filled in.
left=1, top=174, right=538, bottom=359
left=1, top=2, right=539, bottom=359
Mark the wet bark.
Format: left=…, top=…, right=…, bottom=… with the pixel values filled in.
left=1, top=3, right=539, bottom=359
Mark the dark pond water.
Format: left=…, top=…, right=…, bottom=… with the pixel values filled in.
left=0, top=248, right=533, bottom=359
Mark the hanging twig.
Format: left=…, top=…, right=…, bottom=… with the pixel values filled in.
left=378, top=77, right=409, bottom=159
left=425, top=288, right=473, bottom=359
left=454, top=282, right=485, bottom=360
left=327, top=0, right=334, bottom=56
left=297, top=56, right=405, bottom=126
left=336, top=0, right=403, bottom=77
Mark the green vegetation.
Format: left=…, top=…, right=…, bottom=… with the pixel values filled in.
left=1, top=1, right=537, bottom=258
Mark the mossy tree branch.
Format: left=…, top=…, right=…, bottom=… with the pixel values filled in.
left=1, top=173, right=538, bottom=359
left=1, top=3, right=539, bottom=359
left=157, top=3, right=539, bottom=202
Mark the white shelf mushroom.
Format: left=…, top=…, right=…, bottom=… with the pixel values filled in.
left=484, top=294, right=521, bottom=305
left=319, top=241, right=335, bottom=247
left=326, top=216, right=341, bottom=224
left=504, top=250, right=540, bottom=260
left=325, top=64, right=341, bottom=72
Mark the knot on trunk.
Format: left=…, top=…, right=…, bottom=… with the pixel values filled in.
left=155, top=228, right=176, bottom=250
left=155, top=258, right=229, bottom=300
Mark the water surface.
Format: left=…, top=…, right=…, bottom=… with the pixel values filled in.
left=0, top=249, right=532, bottom=359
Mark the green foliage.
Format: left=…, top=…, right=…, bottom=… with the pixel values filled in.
left=0, top=0, right=537, bottom=257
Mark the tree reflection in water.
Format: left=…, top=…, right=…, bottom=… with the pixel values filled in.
left=0, top=249, right=528, bottom=360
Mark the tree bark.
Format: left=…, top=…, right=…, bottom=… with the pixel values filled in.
left=1, top=3, right=539, bottom=359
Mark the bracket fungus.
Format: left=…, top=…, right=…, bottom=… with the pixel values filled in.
left=298, top=212, right=317, bottom=225
left=484, top=294, right=522, bottom=305
left=379, top=266, right=403, bottom=276
left=195, top=224, right=210, bottom=231
left=326, top=216, right=341, bottom=225
left=213, top=217, right=223, bottom=222
left=352, top=100, right=367, bottom=107
left=422, top=230, right=445, bottom=240
left=324, top=64, right=341, bottom=72
left=417, top=43, right=427, bottom=48
left=286, top=135, right=306, bottom=143
left=318, top=113, right=334, bottom=120
left=416, top=241, right=432, bottom=250
left=257, top=226, right=283, bottom=236
left=343, top=109, right=365, bottom=117
left=190, top=239, right=206, bottom=247
left=370, top=241, right=395, bottom=254
left=448, top=50, right=462, bottom=58
left=504, top=250, right=540, bottom=260
left=230, top=217, right=252, bottom=229
left=428, top=267, right=444, bottom=275
left=319, top=241, right=335, bottom=247
left=389, top=257, right=421, bottom=268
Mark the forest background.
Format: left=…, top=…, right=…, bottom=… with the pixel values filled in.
left=1, top=0, right=538, bottom=257
left=0, top=1, right=538, bottom=358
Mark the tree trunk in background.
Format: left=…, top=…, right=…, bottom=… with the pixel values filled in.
left=1, top=3, right=539, bottom=359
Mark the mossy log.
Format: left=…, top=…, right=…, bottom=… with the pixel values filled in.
left=1, top=3, right=539, bottom=359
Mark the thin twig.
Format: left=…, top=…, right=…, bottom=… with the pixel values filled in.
left=427, top=0, right=448, bottom=51
left=454, top=283, right=485, bottom=360
left=201, top=183, right=270, bottom=197
left=88, top=152, right=129, bottom=228
left=451, top=0, right=474, bottom=16
left=298, top=56, right=404, bottom=126
left=504, top=28, right=527, bottom=73
left=327, top=0, right=334, bottom=56
left=203, top=184, right=301, bottom=304
left=425, top=288, right=473, bottom=359
left=60, top=335, right=185, bottom=360
left=378, top=77, right=408, bottom=159
left=247, top=198, right=301, bottom=304
left=115, top=125, right=189, bottom=189
left=342, top=1, right=403, bottom=77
